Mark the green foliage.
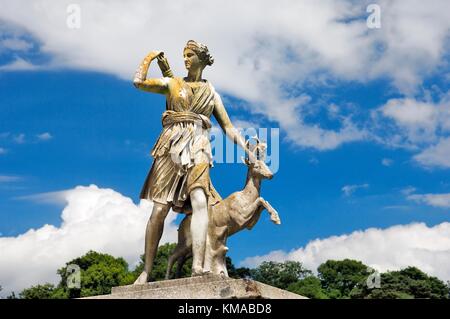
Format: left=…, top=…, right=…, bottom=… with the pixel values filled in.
left=19, top=283, right=58, bottom=299
left=318, top=259, right=369, bottom=299
left=350, top=266, right=449, bottom=299
left=226, top=257, right=251, bottom=279
left=250, top=261, right=312, bottom=289
left=287, top=276, right=328, bottom=299
left=56, top=250, right=135, bottom=298
left=15, top=244, right=450, bottom=300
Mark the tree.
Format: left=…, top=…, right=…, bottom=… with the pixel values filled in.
left=318, top=259, right=369, bottom=299
left=7, top=292, right=17, bottom=299
left=250, top=261, right=312, bottom=289
left=55, top=250, right=135, bottom=298
left=350, top=267, right=449, bottom=299
left=19, top=283, right=58, bottom=299
left=287, top=276, right=329, bottom=299
left=226, top=257, right=251, bottom=279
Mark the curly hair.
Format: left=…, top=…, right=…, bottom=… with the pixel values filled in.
left=184, top=40, right=214, bottom=66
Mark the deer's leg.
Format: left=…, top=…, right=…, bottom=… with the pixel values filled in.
left=259, top=198, right=281, bottom=224
left=175, top=255, right=185, bottom=278
left=245, top=205, right=265, bottom=230
left=232, top=198, right=265, bottom=229
left=166, top=243, right=187, bottom=280
left=239, top=197, right=281, bottom=227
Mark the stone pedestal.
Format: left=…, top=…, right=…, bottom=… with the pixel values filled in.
left=84, top=274, right=307, bottom=299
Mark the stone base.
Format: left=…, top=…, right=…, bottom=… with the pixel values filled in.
left=84, top=274, right=307, bottom=299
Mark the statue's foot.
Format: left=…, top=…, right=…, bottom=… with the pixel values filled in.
left=191, top=269, right=203, bottom=277
left=192, top=265, right=211, bottom=277
left=133, top=271, right=149, bottom=285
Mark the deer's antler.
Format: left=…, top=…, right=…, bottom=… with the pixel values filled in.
left=248, top=135, right=267, bottom=161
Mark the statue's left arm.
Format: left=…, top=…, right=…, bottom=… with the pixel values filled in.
left=213, top=92, right=257, bottom=162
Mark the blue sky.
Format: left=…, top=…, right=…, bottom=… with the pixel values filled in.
left=1, top=0, right=450, bottom=295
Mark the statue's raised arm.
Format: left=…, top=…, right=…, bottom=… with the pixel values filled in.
left=133, top=50, right=172, bottom=94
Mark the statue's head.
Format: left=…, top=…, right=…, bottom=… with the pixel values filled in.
left=183, top=40, right=214, bottom=71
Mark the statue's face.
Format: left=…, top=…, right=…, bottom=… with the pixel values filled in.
left=183, top=48, right=202, bottom=71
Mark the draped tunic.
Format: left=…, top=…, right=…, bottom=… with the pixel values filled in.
left=140, top=77, right=222, bottom=212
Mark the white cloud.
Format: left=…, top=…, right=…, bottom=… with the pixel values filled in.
left=14, top=189, right=69, bottom=205
left=36, top=132, right=53, bottom=141
left=375, top=92, right=450, bottom=167
left=341, top=183, right=369, bottom=196
left=13, top=133, right=25, bottom=144
left=408, top=193, right=450, bottom=208
left=401, top=186, right=417, bottom=196
left=232, top=119, right=260, bottom=130
left=0, top=175, right=21, bottom=183
left=0, top=58, right=39, bottom=71
left=1, top=0, right=449, bottom=150
left=381, top=98, right=438, bottom=143
left=241, top=222, right=450, bottom=281
left=414, top=138, right=450, bottom=168
left=0, top=185, right=178, bottom=297
left=381, top=158, right=393, bottom=167
left=0, top=38, right=33, bottom=51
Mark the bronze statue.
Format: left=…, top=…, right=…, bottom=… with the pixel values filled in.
left=133, top=40, right=257, bottom=283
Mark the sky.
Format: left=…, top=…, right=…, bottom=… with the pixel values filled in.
left=0, top=0, right=450, bottom=296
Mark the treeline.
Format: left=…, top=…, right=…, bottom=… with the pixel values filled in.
left=4, top=243, right=450, bottom=299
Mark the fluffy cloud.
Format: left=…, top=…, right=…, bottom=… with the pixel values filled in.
left=241, top=222, right=450, bottom=281
left=381, top=98, right=438, bottom=143
left=0, top=58, right=39, bottom=71
left=374, top=91, right=450, bottom=167
left=1, top=0, right=449, bottom=150
left=414, top=138, right=450, bottom=168
left=408, top=193, right=450, bottom=208
left=0, top=38, right=32, bottom=51
left=377, top=95, right=450, bottom=144
left=0, top=185, right=178, bottom=297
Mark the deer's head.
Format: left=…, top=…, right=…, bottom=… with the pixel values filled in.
left=242, top=137, right=273, bottom=180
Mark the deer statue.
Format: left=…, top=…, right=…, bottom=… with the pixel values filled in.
left=165, top=137, right=281, bottom=279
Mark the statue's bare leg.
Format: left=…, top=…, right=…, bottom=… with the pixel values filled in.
left=134, top=202, right=170, bottom=284
left=190, top=187, right=209, bottom=276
